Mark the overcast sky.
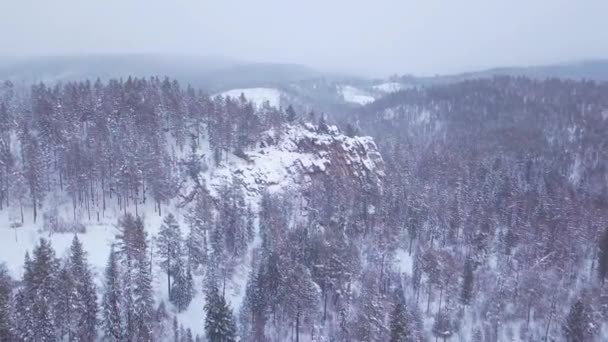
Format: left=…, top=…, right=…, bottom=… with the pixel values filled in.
left=1, top=0, right=607, bottom=77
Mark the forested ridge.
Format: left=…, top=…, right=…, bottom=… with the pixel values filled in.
left=0, top=76, right=608, bottom=341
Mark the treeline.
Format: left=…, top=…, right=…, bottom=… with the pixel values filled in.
left=0, top=77, right=291, bottom=224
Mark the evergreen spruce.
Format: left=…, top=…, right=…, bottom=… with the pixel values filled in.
left=432, top=311, right=455, bottom=342
left=14, top=239, right=59, bottom=341
left=157, top=213, right=183, bottom=296
left=460, top=256, right=474, bottom=306
left=598, top=227, right=608, bottom=284
left=205, top=286, right=237, bottom=342
left=69, top=235, right=98, bottom=341
left=389, top=296, right=411, bottom=342
left=102, top=246, right=124, bottom=341
left=563, top=299, right=593, bottom=342
left=170, top=251, right=195, bottom=312
left=0, top=264, right=13, bottom=341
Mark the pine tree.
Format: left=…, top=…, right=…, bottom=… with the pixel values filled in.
left=13, top=252, right=34, bottom=341
left=205, top=286, right=237, bottom=342
left=14, top=239, right=59, bottom=341
left=102, top=246, right=124, bottom=341
left=115, top=214, right=155, bottom=341
left=432, top=311, right=455, bottom=342
left=186, top=191, right=212, bottom=270
left=157, top=213, right=183, bottom=296
left=18, top=122, right=47, bottom=223
left=185, top=328, right=194, bottom=342
left=54, top=261, right=76, bottom=340
left=563, top=299, right=593, bottom=342
left=170, top=250, right=195, bottom=312
left=173, top=316, right=180, bottom=342
left=240, top=264, right=268, bottom=342
left=286, top=105, right=297, bottom=122
left=344, top=122, right=359, bottom=137
left=598, top=227, right=608, bottom=284
left=0, top=264, right=13, bottom=341
left=460, top=256, right=474, bottom=306
left=389, top=296, right=411, bottom=342
left=132, top=216, right=155, bottom=341
left=282, top=261, right=319, bottom=342
left=69, top=235, right=98, bottom=341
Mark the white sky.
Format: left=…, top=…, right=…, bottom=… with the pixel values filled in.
left=1, top=0, right=607, bottom=76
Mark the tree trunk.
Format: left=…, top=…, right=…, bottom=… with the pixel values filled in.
left=167, top=248, right=171, bottom=297
left=409, top=235, right=414, bottom=255
left=438, top=286, right=443, bottom=314
left=427, top=282, right=432, bottom=314
left=295, top=310, right=300, bottom=342
left=323, top=288, right=328, bottom=322
left=526, top=301, right=532, bottom=329
left=32, top=195, right=37, bottom=223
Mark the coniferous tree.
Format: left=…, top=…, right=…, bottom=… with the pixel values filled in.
left=18, top=122, right=47, bottom=223
left=0, top=264, right=13, bottom=341
left=115, top=214, right=155, bottom=341
left=460, top=256, right=474, bottom=306
left=186, top=191, right=212, bottom=270
left=102, top=246, right=123, bottom=342
left=54, top=261, right=76, bottom=340
left=132, top=216, right=155, bottom=341
left=173, top=316, right=180, bottom=342
left=184, top=328, right=194, bottom=342
left=14, top=239, right=59, bottom=341
left=157, top=213, right=183, bottom=296
left=205, top=286, right=237, bottom=342
left=240, top=263, right=268, bottom=342
left=389, top=295, right=411, bottom=342
left=286, top=105, right=297, bottom=122
left=13, top=252, right=34, bottom=340
left=432, top=311, right=455, bottom=342
left=563, top=299, right=593, bottom=342
left=170, top=250, right=195, bottom=312
left=598, top=227, right=608, bottom=284
left=64, top=235, right=98, bottom=341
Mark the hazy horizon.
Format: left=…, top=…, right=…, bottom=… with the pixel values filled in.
left=1, top=0, right=607, bottom=77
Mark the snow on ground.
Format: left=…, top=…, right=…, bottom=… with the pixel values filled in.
left=339, top=85, right=375, bottom=105
left=218, top=88, right=282, bottom=108
left=393, top=248, right=414, bottom=276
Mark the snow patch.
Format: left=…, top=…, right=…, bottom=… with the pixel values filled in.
left=340, top=85, right=375, bottom=105
left=372, top=82, right=405, bottom=93
left=218, top=88, right=282, bottom=108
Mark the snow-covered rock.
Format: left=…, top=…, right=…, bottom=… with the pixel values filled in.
left=201, top=123, right=384, bottom=203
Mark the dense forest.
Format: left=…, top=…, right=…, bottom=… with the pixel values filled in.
left=0, top=76, right=607, bottom=341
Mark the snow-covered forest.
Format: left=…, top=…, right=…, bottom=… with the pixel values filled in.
left=0, top=74, right=607, bottom=342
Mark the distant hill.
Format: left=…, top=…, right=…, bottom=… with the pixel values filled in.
left=0, top=54, right=326, bottom=91
left=400, top=59, right=608, bottom=86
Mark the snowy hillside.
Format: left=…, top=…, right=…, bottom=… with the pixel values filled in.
left=339, top=85, right=375, bottom=105
left=0, top=117, right=384, bottom=340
